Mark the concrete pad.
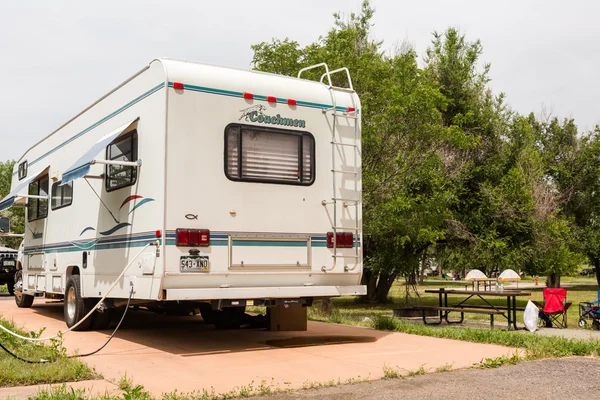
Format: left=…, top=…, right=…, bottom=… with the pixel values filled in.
left=0, top=295, right=515, bottom=397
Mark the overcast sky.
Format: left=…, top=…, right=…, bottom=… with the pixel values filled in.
left=1, top=0, right=598, bottom=161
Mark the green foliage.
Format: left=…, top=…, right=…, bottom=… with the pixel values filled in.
left=0, top=319, right=95, bottom=387
left=0, top=160, right=24, bottom=249
left=250, top=0, right=599, bottom=300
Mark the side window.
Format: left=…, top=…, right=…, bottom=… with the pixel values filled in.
left=18, top=161, right=27, bottom=180
left=51, top=181, right=73, bottom=210
left=105, top=130, right=138, bottom=192
left=27, top=174, right=49, bottom=222
left=225, top=124, right=315, bottom=185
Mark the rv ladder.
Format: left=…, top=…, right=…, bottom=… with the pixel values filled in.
left=321, top=83, right=361, bottom=273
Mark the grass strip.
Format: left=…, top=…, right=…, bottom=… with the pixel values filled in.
left=371, top=314, right=600, bottom=359
left=0, top=318, right=95, bottom=387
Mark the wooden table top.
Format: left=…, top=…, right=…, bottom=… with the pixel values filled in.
left=424, top=289, right=531, bottom=296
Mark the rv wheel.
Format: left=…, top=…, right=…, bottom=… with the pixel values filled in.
left=64, top=275, right=93, bottom=331
left=90, top=305, right=114, bottom=330
left=199, top=303, right=216, bottom=324
left=14, top=271, right=34, bottom=308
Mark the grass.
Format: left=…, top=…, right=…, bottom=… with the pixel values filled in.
left=371, top=314, right=600, bottom=359
left=0, top=319, right=95, bottom=387
left=30, top=376, right=367, bottom=400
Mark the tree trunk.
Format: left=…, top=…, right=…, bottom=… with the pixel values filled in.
left=375, top=271, right=398, bottom=304
left=547, top=273, right=561, bottom=288
left=593, top=258, right=600, bottom=288
left=361, top=268, right=378, bottom=303
left=418, top=254, right=425, bottom=285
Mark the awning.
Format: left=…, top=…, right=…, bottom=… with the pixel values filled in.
left=0, top=166, right=49, bottom=211
left=61, top=118, right=139, bottom=185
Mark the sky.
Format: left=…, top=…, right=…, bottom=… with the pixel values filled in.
left=1, top=0, right=599, bottom=161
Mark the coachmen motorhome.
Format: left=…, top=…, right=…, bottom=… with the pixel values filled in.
left=0, top=59, right=364, bottom=330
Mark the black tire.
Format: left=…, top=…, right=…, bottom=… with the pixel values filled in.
left=14, top=271, right=34, bottom=308
left=89, top=300, right=113, bottom=330
left=64, top=275, right=93, bottom=331
left=214, top=307, right=245, bottom=330
left=593, top=320, right=600, bottom=331
left=199, top=303, right=216, bottom=324
left=6, top=278, right=14, bottom=296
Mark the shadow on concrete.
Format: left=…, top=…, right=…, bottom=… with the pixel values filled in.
left=24, top=301, right=390, bottom=357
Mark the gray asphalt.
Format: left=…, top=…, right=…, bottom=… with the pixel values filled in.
left=253, top=357, right=600, bottom=400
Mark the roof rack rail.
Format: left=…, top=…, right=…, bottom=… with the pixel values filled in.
left=297, top=63, right=354, bottom=91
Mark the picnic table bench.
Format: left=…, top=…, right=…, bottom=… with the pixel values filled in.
left=418, top=288, right=531, bottom=330
left=417, top=306, right=504, bottom=328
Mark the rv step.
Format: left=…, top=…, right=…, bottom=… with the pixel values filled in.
left=332, top=113, right=359, bottom=119
left=331, top=141, right=359, bottom=147
left=332, top=198, right=359, bottom=203
left=331, top=112, right=358, bottom=119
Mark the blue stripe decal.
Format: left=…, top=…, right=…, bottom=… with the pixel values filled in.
left=15, top=83, right=164, bottom=175
left=98, top=223, right=132, bottom=236
left=168, top=82, right=350, bottom=112
left=24, top=232, right=358, bottom=254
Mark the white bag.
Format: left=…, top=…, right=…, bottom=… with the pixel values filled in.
left=523, top=300, right=539, bottom=332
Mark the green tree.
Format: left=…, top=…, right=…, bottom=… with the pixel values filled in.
left=0, top=160, right=24, bottom=249
left=252, top=1, right=452, bottom=302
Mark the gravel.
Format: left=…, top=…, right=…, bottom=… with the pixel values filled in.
left=253, top=357, right=600, bottom=400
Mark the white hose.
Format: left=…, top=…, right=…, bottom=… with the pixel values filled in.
left=0, top=242, right=154, bottom=341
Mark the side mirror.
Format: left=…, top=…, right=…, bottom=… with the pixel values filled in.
left=0, top=217, right=9, bottom=233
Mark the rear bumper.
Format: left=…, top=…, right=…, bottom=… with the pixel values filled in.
left=165, top=285, right=366, bottom=301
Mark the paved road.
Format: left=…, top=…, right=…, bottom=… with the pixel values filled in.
left=253, top=357, right=600, bottom=400
left=0, top=295, right=513, bottom=397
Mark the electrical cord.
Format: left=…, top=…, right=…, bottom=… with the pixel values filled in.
left=0, top=242, right=153, bottom=341
left=0, top=284, right=134, bottom=364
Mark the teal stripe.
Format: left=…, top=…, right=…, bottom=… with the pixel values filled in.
left=28, top=238, right=337, bottom=254
left=16, top=83, right=164, bottom=174
left=169, top=82, right=350, bottom=112
left=42, top=239, right=158, bottom=254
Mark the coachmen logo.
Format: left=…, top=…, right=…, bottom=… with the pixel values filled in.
left=239, top=105, right=306, bottom=128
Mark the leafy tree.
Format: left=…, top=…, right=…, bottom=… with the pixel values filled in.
left=252, top=2, right=453, bottom=302
left=0, top=160, right=24, bottom=249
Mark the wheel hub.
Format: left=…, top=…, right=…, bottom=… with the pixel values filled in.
left=14, top=274, right=23, bottom=300
left=67, top=286, right=76, bottom=320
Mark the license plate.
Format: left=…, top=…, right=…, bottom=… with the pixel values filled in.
left=3, top=261, right=14, bottom=267
left=180, top=255, right=209, bottom=272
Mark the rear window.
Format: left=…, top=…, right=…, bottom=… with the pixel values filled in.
left=224, top=124, right=315, bottom=185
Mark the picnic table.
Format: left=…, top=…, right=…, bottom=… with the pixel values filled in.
left=421, top=288, right=531, bottom=330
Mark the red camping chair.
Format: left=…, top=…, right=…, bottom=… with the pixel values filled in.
left=533, top=288, right=572, bottom=329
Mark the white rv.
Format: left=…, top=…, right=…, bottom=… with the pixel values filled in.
left=0, top=59, right=364, bottom=330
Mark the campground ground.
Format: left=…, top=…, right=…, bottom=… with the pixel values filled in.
left=250, top=357, right=600, bottom=400
left=0, top=278, right=599, bottom=398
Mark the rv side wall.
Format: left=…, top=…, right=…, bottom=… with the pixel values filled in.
left=19, top=61, right=167, bottom=301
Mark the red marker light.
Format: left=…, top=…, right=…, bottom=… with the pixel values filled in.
left=173, top=82, right=184, bottom=90
left=243, top=92, right=253, bottom=99
left=155, top=230, right=162, bottom=238
left=348, top=107, right=356, bottom=113
left=267, top=96, right=277, bottom=103
left=287, top=99, right=297, bottom=106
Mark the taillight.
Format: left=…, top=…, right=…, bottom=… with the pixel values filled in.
left=326, top=232, right=354, bottom=248
left=176, top=229, right=210, bottom=247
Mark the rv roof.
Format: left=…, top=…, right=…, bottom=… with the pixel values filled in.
left=16, top=58, right=356, bottom=165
